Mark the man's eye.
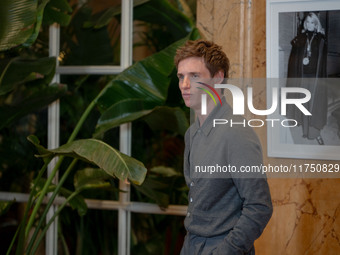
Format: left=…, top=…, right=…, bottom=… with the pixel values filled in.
left=192, top=74, right=199, bottom=79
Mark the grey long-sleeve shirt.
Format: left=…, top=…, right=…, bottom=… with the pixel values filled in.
left=183, top=98, right=273, bottom=254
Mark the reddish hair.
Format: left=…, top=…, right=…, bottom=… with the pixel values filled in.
left=174, top=39, right=230, bottom=78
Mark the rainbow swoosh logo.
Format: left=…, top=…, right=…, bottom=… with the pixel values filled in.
left=196, top=82, right=222, bottom=106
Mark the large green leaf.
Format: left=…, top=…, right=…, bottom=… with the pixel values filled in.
left=84, top=0, right=149, bottom=29
left=95, top=100, right=189, bottom=137
left=22, top=0, right=50, bottom=47
left=133, top=0, right=194, bottom=40
left=142, top=106, right=189, bottom=136
left=61, top=6, right=115, bottom=66
left=0, top=0, right=37, bottom=51
left=96, top=28, right=200, bottom=111
left=0, top=57, right=56, bottom=96
left=136, top=166, right=186, bottom=207
left=34, top=178, right=88, bottom=216
left=149, top=166, right=181, bottom=177
left=94, top=30, right=199, bottom=136
left=34, top=139, right=147, bottom=185
left=0, top=0, right=71, bottom=51
left=43, top=0, right=72, bottom=26
left=94, top=99, right=153, bottom=137
left=133, top=176, right=170, bottom=208
left=27, top=135, right=52, bottom=164
left=58, top=187, right=87, bottom=216
left=86, top=0, right=193, bottom=41
left=0, top=83, right=67, bottom=130
left=74, top=168, right=112, bottom=190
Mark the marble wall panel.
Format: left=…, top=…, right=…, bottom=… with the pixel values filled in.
left=196, top=0, right=340, bottom=254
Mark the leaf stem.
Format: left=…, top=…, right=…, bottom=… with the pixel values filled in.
left=24, top=86, right=104, bottom=240
left=11, top=159, right=50, bottom=255
left=26, top=159, right=78, bottom=254
left=67, top=88, right=104, bottom=143
left=29, top=187, right=85, bottom=255
left=24, top=156, right=64, bottom=237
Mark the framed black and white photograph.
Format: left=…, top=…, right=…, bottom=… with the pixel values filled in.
left=266, top=0, right=340, bottom=160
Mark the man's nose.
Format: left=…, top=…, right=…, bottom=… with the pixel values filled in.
left=182, top=76, right=190, bottom=89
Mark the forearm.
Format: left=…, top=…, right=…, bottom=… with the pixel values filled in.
left=214, top=178, right=273, bottom=254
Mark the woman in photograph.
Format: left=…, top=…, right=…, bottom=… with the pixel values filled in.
left=286, top=12, right=328, bottom=145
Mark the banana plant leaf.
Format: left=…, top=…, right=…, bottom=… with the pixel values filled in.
left=142, top=106, right=189, bottom=136
left=0, top=0, right=37, bottom=51
left=132, top=176, right=170, bottom=208
left=74, top=167, right=112, bottom=190
left=94, top=99, right=154, bottom=137
left=0, top=56, right=62, bottom=131
left=60, top=6, right=115, bottom=66
left=95, top=29, right=200, bottom=133
left=55, top=186, right=87, bottom=216
left=34, top=178, right=88, bottom=216
left=0, top=200, right=14, bottom=216
left=149, top=166, right=182, bottom=177
left=0, top=0, right=71, bottom=51
left=29, top=137, right=147, bottom=185
left=133, top=0, right=194, bottom=40
left=0, top=83, right=67, bottom=130
left=86, top=0, right=193, bottom=41
left=22, top=0, right=49, bottom=47
left=43, top=0, right=72, bottom=26
left=96, top=36, right=183, bottom=109
left=0, top=57, right=56, bottom=96
left=84, top=0, right=149, bottom=28
left=95, top=101, right=188, bottom=137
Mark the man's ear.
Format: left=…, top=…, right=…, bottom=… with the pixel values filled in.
left=214, top=70, right=225, bottom=83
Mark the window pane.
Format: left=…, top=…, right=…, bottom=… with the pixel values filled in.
left=60, top=208, right=118, bottom=254
left=131, top=213, right=186, bottom=255
left=59, top=0, right=122, bottom=66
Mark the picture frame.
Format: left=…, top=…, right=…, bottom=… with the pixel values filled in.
left=266, top=0, right=340, bottom=160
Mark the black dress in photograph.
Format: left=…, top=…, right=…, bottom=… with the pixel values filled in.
left=286, top=30, right=328, bottom=143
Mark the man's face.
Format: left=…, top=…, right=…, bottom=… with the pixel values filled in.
left=177, top=57, right=212, bottom=111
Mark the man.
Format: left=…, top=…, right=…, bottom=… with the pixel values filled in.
left=175, top=39, right=273, bottom=254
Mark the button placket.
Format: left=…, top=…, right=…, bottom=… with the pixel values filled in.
left=187, top=180, right=195, bottom=218
left=189, top=181, right=194, bottom=203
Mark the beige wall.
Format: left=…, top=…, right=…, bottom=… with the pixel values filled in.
left=197, top=0, right=340, bottom=254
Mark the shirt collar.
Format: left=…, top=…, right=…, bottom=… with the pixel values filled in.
left=190, top=97, right=232, bottom=137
